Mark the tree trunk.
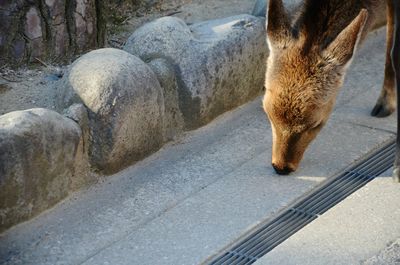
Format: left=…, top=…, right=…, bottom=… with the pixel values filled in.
left=0, top=0, right=106, bottom=66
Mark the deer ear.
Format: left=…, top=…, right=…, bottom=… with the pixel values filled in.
left=267, top=0, right=292, bottom=49
left=323, top=9, right=368, bottom=67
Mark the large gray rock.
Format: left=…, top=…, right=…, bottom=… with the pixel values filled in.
left=58, top=48, right=165, bottom=173
left=0, top=108, right=81, bottom=232
left=147, top=58, right=184, bottom=141
left=251, top=0, right=266, bottom=17
left=252, top=0, right=301, bottom=17
left=63, top=103, right=97, bottom=191
left=124, top=15, right=267, bottom=129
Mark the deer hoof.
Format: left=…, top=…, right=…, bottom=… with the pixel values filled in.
left=371, top=101, right=395, bottom=117
left=371, top=92, right=396, bottom=117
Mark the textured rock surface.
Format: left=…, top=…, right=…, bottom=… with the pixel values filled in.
left=124, top=14, right=267, bottom=129
left=147, top=58, right=184, bottom=141
left=0, top=0, right=105, bottom=65
left=0, top=108, right=81, bottom=232
left=63, top=103, right=97, bottom=191
left=252, top=0, right=301, bottom=17
left=58, top=48, right=165, bottom=173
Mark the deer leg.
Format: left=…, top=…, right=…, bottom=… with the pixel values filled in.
left=371, top=0, right=396, bottom=117
left=392, top=0, right=400, bottom=182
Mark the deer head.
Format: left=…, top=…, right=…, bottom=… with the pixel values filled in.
left=263, top=0, right=368, bottom=174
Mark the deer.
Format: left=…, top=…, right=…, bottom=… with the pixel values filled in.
left=263, top=0, right=400, bottom=180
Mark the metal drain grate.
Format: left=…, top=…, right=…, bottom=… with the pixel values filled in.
left=207, top=139, right=396, bottom=265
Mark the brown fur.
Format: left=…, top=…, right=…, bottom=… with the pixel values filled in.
left=263, top=0, right=393, bottom=174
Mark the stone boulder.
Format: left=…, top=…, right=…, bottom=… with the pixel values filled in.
left=252, top=0, right=302, bottom=17
left=63, top=103, right=97, bottom=190
left=58, top=48, right=165, bottom=174
left=124, top=14, right=267, bottom=129
left=147, top=58, right=184, bottom=141
left=0, top=108, right=81, bottom=232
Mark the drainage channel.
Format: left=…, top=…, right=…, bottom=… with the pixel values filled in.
left=206, top=138, right=396, bottom=265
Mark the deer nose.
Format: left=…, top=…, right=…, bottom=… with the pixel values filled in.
left=272, top=163, right=294, bottom=175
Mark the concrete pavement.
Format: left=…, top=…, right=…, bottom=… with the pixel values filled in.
left=254, top=170, right=400, bottom=265
left=0, top=27, right=398, bottom=265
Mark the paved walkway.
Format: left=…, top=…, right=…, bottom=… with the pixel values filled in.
left=0, top=28, right=399, bottom=265
left=255, top=171, right=400, bottom=265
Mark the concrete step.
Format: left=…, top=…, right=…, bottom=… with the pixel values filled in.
left=0, top=27, right=397, bottom=265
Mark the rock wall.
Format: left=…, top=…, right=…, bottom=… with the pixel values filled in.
left=56, top=15, right=267, bottom=175
left=124, top=15, right=267, bottom=129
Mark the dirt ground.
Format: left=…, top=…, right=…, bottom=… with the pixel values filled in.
left=0, top=0, right=257, bottom=116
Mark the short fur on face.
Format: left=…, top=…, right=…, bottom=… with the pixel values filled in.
left=264, top=0, right=371, bottom=174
